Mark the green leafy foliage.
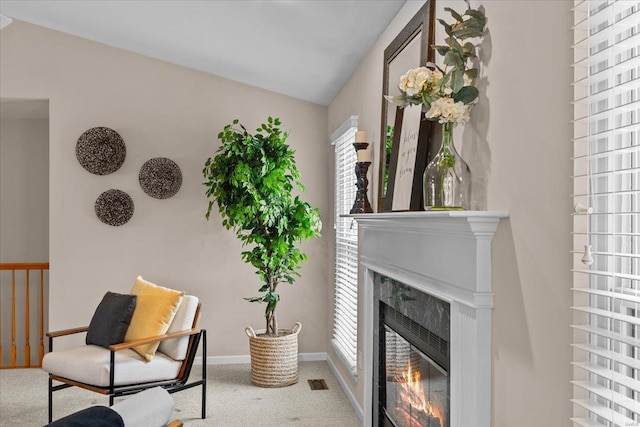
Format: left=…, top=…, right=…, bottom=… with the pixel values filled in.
left=453, top=86, right=479, bottom=104
left=431, top=1, right=486, bottom=105
left=383, top=125, right=394, bottom=194
left=203, top=117, right=322, bottom=336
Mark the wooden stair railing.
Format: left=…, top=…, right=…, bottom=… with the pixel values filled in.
left=0, top=263, right=49, bottom=369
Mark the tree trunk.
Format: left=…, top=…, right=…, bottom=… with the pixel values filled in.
left=271, top=312, right=278, bottom=336
left=266, top=311, right=278, bottom=336
left=266, top=279, right=279, bottom=336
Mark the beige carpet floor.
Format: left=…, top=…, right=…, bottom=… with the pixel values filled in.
left=0, top=361, right=360, bottom=427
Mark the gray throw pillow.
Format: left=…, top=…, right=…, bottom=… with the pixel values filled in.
left=86, top=291, right=137, bottom=348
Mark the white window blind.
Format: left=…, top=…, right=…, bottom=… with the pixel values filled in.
left=331, top=116, right=359, bottom=376
left=572, top=1, right=640, bottom=426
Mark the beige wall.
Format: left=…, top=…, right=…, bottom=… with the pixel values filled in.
left=0, top=113, right=50, bottom=365
left=0, top=115, right=49, bottom=262
left=0, top=21, right=330, bottom=356
left=328, top=1, right=572, bottom=425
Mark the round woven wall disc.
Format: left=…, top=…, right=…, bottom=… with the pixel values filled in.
left=95, top=189, right=134, bottom=226
left=76, top=127, right=126, bottom=175
left=139, top=157, right=182, bottom=199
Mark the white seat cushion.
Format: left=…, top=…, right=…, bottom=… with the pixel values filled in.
left=42, top=345, right=181, bottom=387
left=112, top=387, right=174, bottom=427
left=158, top=295, right=199, bottom=361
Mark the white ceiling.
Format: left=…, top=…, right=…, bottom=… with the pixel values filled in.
left=0, top=1, right=407, bottom=106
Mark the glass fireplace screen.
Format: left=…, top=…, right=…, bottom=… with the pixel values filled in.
left=384, top=325, right=448, bottom=427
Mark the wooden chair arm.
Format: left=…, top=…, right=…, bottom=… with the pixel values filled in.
left=108, top=328, right=200, bottom=352
left=46, top=326, right=89, bottom=338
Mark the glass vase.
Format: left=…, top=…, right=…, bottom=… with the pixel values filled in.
left=423, top=122, right=471, bottom=210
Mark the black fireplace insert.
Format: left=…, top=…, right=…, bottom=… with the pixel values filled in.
left=374, top=273, right=450, bottom=427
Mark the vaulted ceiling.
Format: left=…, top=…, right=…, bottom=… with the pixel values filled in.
left=0, top=1, right=407, bottom=105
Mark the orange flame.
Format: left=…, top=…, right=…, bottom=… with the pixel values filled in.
left=397, top=364, right=443, bottom=427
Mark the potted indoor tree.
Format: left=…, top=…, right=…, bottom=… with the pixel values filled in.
left=203, top=117, right=322, bottom=387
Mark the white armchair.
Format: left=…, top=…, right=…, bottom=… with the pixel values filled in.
left=42, top=295, right=206, bottom=424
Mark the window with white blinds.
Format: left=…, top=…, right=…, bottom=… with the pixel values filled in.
left=571, top=1, right=640, bottom=426
left=331, top=116, right=359, bottom=376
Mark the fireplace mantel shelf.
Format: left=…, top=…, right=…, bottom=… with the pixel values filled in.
left=345, top=210, right=508, bottom=219
left=346, top=211, right=508, bottom=236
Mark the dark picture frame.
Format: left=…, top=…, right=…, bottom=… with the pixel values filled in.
left=379, top=1, right=436, bottom=212
left=386, top=105, right=433, bottom=211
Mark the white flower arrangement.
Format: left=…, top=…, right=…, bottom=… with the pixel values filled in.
left=398, top=67, right=442, bottom=97
left=425, top=97, right=470, bottom=125
left=386, top=1, right=487, bottom=126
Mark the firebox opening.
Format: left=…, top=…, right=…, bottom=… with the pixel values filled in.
left=374, top=274, right=451, bottom=427
left=383, top=325, right=448, bottom=427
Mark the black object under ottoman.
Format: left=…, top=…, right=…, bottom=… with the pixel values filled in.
left=47, top=405, right=124, bottom=427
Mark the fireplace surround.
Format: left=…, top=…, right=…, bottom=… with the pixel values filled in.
left=353, top=211, right=507, bottom=427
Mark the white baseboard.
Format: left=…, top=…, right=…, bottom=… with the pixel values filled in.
left=326, top=354, right=364, bottom=422
left=299, top=352, right=328, bottom=362
left=194, top=352, right=327, bottom=366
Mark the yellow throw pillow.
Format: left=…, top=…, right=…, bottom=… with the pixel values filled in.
left=125, top=276, right=184, bottom=361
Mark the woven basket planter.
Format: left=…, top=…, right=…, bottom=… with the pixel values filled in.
left=245, top=322, right=302, bottom=388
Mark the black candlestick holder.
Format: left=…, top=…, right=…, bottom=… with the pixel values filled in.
left=350, top=142, right=374, bottom=214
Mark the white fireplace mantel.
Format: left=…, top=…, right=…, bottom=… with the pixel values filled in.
left=352, top=211, right=507, bottom=427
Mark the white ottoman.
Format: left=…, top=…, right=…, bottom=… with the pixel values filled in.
left=47, top=387, right=177, bottom=427
left=112, top=387, right=176, bottom=427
